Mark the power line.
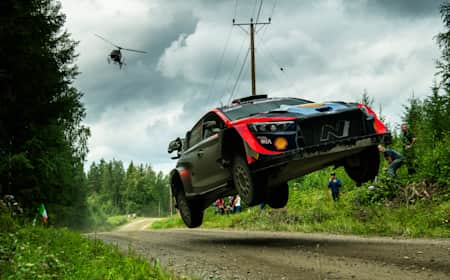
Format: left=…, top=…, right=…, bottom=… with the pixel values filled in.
left=235, top=55, right=251, bottom=98
left=258, top=0, right=278, bottom=37
left=224, top=0, right=269, bottom=102
left=255, top=36, right=302, bottom=94
left=206, top=0, right=239, bottom=106
left=233, top=16, right=271, bottom=96
left=256, top=0, right=264, bottom=22
left=269, top=0, right=278, bottom=19
left=228, top=48, right=250, bottom=103
left=219, top=36, right=248, bottom=103
left=205, top=24, right=235, bottom=105
left=251, top=0, right=259, bottom=19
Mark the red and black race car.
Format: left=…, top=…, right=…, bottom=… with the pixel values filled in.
left=168, top=95, right=390, bottom=227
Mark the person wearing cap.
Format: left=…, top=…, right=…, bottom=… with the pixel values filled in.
left=327, top=172, right=342, bottom=201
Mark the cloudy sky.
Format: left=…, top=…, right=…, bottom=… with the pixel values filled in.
left=61, top=0, right=445, bottom=174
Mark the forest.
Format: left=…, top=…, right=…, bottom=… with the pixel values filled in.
left=0, top=0, right=449, bottom=232
left=0, top=0, right=171, bottom=229
left=86, top=160, right=171, bottom=226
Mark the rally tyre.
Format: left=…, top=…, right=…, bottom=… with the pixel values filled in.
left=232, top=155, right=261, bottom=206
left=344, top=146, right=380, bottom=184
left=175, top=187, right=203, bottom=228
left=267, top=182, right=289, bottom=209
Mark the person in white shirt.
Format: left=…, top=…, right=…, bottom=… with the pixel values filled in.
left=233, top=195, right=241, bottom=213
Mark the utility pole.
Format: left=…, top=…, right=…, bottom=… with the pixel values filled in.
left=233, top=17, right=271, bottom=96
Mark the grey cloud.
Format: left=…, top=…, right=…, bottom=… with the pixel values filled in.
left=63, top=0, right=443, bottom=174
left=78, top=10, right=198, bottom=122
left=346, top=0, right=442, bottom=18
left=372, top=54, right=405, bottom=75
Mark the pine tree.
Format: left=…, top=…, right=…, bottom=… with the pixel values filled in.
left=436, top=3, right=450, bottom=91
left=361, top=89, right=374, bottom=107
left=0, top=0, right=90, bottom=226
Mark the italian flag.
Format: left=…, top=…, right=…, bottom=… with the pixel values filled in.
left=39, top=203, right=48, bottom=223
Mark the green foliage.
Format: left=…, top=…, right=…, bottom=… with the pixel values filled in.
left=398, top=5, right=450, bottom=193
left=86, top=160, right=171, bottom=229
left=0, top=212, right=17, bottom=233
left=0, top=223, right=178, bottom=280
left=0, top=0, right=90, bottom=228
left=151, top=215, right=187, bottom=230
left=361, top=89, right=374, bottom=107
left=155, top=190, right=449, bottom=238
left=436, top=2, right=450, bottom=90
left=402, top=86, right=450, bottom=191
left=106, top=215, right=130, bottom=227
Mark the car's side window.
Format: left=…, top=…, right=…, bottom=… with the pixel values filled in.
left=188, top=121, right=203, bottom=148
left=202, top=113, right=225, bottom=140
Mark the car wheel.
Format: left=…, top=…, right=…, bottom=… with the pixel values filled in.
left=344, top=146, right=380, bottom=183
left=267, top=182, right=289, bottom=209
left=174, top=186, right=203, bottom=228
left=232, top=155, right=262, bottom=206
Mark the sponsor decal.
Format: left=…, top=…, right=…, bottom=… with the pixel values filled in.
left=297, top=102, right=325, bottom=108
left=320, top=120, right=350, bottom=141
left=274, top=137, right=288, bottom=150
left=257, top=136, right=272, bottom=145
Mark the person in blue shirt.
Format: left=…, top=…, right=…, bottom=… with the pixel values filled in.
left=378, top=144, right=404, bottom=177
left=327, top=172, right=342, bottom=201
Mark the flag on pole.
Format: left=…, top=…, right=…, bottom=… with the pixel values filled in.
left=38, top=203, right=48, bottom=224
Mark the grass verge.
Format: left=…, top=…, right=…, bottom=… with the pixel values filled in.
left=0, top=223, right=180, bottom=279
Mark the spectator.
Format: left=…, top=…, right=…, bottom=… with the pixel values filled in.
left=228, top=196, right=235, bottom=213
left=401, top=123, right=417, bottom=174
left=233, top=195, right=241, bottom=213
left=216, top=198, right=224, bottom=215
left=212, top=201, right=219, bottom=214
left=327, top=172, right=342, bottom=201
left=378, top=144, right=404, bottom=177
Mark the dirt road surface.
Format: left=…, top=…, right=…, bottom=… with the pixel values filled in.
left=115, top=218, right=163, bottom=232
left=96, top=228, right=450, bottom=280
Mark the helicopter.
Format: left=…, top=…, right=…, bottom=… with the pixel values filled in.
left=95, top=34, right=147, bottom=69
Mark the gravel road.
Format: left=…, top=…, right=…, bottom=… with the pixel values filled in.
left=115, top=218, right=163, bottom=232
left=94, top=226, right=450, bottom=280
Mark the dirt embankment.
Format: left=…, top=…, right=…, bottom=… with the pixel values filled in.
left=95, top=227, right=450, bottom=280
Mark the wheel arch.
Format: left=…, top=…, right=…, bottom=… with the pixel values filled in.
left=222, top=128, right=246, bottom=161
left=170, top=169, right=190, bottom=196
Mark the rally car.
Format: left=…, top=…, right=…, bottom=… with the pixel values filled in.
left=168, top=95, right=390, bottom=227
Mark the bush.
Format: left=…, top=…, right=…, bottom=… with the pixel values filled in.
left=0, top=212, right=16, bottom=233
left=106, top=215, right=129, bottom=227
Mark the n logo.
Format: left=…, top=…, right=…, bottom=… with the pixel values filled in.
left=320, top=120, right=350, bottom=141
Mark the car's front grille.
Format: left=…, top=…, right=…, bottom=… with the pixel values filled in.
left=296, top=109, right=368, bottom=147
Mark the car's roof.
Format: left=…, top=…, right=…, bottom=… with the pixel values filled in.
left=217, top=96, right=313, bottom=111
left=215, top=97, right=315, bottom=122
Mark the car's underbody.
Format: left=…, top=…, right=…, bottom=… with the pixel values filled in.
left=251, top=133, right=387, bottom=186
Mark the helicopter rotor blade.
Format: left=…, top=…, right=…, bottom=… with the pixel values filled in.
left=94, top=33, right=121, bottom=49
left=120, top=47, right=147, bottom=54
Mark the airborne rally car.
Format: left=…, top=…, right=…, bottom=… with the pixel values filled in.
left=168, top=95, right=390, bottom=227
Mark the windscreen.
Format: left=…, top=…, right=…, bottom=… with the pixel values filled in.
left=220, top=98, right=312, bottom=121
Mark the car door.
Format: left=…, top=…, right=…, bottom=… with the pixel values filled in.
left=176, top=119, right=203, bottom=194
left=182, top=113, right=230, bottom=194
